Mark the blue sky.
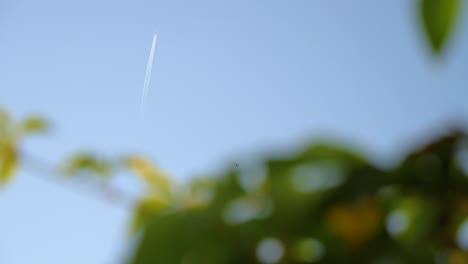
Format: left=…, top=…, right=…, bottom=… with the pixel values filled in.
left=1, top=0, right=468, bottom=263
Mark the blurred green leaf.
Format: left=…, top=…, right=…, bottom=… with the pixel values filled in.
left=0, top=140, right=18, bottom=186
left=131, top=196, right=171, bottom=234
left=130, top=210, right=238, bottom=264
left=0, top=109, right=12, bottom=137
left=387, top=196, right=439, bottom=247
left=420, top=0, right=460, bottom=54
left=21, top=115, right=48, bottom=134
left=62, top=152, right=111, bottom=177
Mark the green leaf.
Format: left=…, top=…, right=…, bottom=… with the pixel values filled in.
left=0, top=140, right=18, bottom=186
left=21, top=115, right=48, bottom=134
left=420, top=0, right=461, bottom=54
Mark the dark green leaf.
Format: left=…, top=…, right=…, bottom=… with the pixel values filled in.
left=420, top=0, right=460, bottom=54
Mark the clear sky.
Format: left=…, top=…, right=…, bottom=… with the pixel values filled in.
left=1, top=0, right=468, bottom=263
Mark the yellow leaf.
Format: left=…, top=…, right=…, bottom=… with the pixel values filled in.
left=326, top=197, right=381, bottom=249
left=0, top=140, right=18, bottom=186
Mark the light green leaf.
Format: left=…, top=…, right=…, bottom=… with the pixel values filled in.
left=420, top=0, right=461, bottom=54
left=62, top=152, right=111, bottom=177
left=131, top=196, right=171, bottom=234
left=21, top=115, right=48, bottom=134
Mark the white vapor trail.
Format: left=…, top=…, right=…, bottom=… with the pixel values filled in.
left=140, top=34, right=157, bottom=115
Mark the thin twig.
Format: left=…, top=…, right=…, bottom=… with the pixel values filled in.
left=19, top=151, right=136, bottom=209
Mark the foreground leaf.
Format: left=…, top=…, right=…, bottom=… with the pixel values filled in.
left=420, top=0, right=460, bottom=54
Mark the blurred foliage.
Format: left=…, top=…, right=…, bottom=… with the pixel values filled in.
left=0, top=2, right=466, bottom=263
left=2, top=108, right=468, bottom=264
left=0, top=109, right=47, bottom=185
left=128, top=131, right=468, bottom=264
left=420, top=0, right=461, bottom=54
left=126, top=155, right=174, bottom=232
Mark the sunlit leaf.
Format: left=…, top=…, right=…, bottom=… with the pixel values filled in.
left=21, top=115, right=48, bottom=134
left=0, top=140, right=18, bottom=185
left=420, top=0, right=460, bottom=54
left=126, top=155, right=172, bottom=198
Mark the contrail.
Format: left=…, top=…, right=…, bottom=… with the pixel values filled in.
left=140, top=34, right=157, bottom=116
left=144, top=34, right=157, bottom=96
